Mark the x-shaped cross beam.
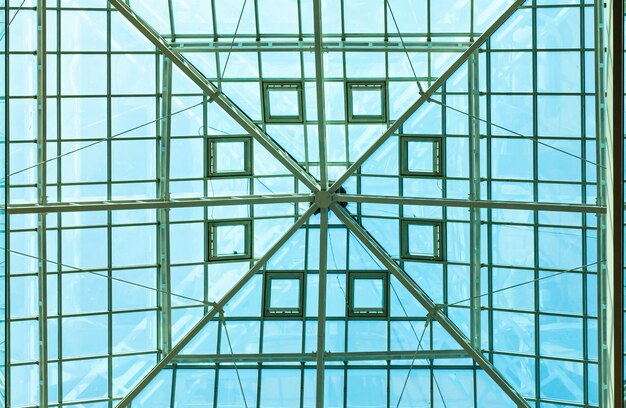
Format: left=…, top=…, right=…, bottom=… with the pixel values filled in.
left=107, top=0, right=531, bottom=406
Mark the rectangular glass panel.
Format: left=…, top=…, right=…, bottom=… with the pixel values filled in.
left=351, top=87, right=382, bottom=116
left=269, top=278, right=300, bottom=310
left=215, top=224, right=247, bottom=256
left=215, top=141, right=246, bottom=173
left=269, top=89, right=300, bottom=117
left=407, top=140, right=437, bottom=173
left=407, top=223, right=437, bottom=257
left=353, top=278, right=383, bottom=310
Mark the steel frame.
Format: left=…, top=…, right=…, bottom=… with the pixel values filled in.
left=1, top=0, right=617, bottom=407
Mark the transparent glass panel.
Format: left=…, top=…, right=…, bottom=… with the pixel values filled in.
left=269, top=278, right=301, bottom=310
left=353, top=278, right=383, bottom=310
left=215, top=224, right=247, bottom=256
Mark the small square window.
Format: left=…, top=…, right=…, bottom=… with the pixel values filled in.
left=208, top=137, right=252, bottom=177
left=348, top=272, right=388, bottom=318
left=208, top=220, right=252, bottom=261
left=263, top=82, right=303, bottom=123
left=401, top=220, right=444, bottom=261
left=347, top=81, right=387, bottom=123
left=400, top=136, right=443, bottom=177
left=264, top=273, right=304, bottom=318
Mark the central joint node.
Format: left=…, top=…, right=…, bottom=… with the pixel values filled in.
left=315, top=190, right=332, bottom=209
left=312, top=186, right=348, bottom=215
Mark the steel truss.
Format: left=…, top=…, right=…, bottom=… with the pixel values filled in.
left=2, top=0, right=617, bottom=406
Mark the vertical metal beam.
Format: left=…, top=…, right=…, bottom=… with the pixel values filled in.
left=594, top=0, right=610, bottom=404
left=2, top=2, right=8, bottom=406
left=330, top=203, right=531, bottom=407
left=468, top=50, right=481, bottom=350
left=316, top=208, right=328, bottom=407
left=36, top=0, right=48, bottom=406
left=610, top=0, right=625, bottom=404
left=312, top=0, right=327, bottom=188
left=115, top=205, right=318, bottom=407
left=157, top=55, right=173, bottom=357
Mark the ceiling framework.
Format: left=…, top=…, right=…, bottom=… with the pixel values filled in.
left=0, top=0, right=618, bottom=408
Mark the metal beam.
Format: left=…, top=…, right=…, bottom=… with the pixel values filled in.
left=170, top=40, right=474, bottom=53
left=335, top=194, right=607, bottom=214
left=157, top=55, right=173, bottom=357
left=5, top=193, right=315, bottom=214
left=173, top=349, right=469, bottom=364
left=107, top=0, right=320, bottom=192
left=594, top=0, right=610, bottom=404
left=313, top=0, right=327, bottom=188
left=316, top=209, right=328, bottom=408
left=331, top=203, right=531, bottom=407
left=607, top=0, right=624, bottom=404
left=328, top=0, right=526, bottom=193
left=114, top=205, right=318, bottom=408
left=36, top=1, right=48, bottom=406
left=468, top=50, right=481, bottom=350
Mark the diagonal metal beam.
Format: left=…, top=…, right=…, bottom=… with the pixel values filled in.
left=107, top=0, right=320, bottom=192
left=114, top=205, right=317, bottom=407
left=331, top=203, right=531, bottom=407
left=328, top=0, right=526, bottom=193
left=157, top=55, right=173, bottom=357
left=468, top=50, right=481, bottom=350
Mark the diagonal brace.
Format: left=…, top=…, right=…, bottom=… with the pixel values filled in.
left=328, top=0, right=526, bottom=193
left=331, top=203, right=531, bottom=407
left=114, top=205, right=318, bottom=407
left=107, top=0, right=320, bottom=192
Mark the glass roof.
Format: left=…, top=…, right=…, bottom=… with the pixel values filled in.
left=0, top=0, right=611, bottom=407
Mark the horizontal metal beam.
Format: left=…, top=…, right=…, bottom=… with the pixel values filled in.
left=173, top=349, right=469, bottom=364
left=4, top=194, right=315, bottom=214
left=108, top=0, right=320, bottom=192
left=171, top=41, right=473, bottom=53
left=336, top=194, right=607, bottom=214
left=7, top=193, right=603, bottom=215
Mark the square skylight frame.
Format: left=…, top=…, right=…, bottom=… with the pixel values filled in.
left=262, top=81, right=304, bottom=123
left=347, top=271, right=389, bottom=318
left=207, top=219, right=253, bottom=261
left=263, top=272, right=305, bottom=318
left=400, top=219, right=445, bottom=261
left=400, top=135, right=444, bottom=177
left=346, top=81, right=387, bottom=123
left=208, top=136, right=252, bottom=177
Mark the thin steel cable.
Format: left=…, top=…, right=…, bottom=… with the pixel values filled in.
left=331, top=226, right=445, bottom=406
left=7, top=248, right=214, bottom=307
left=390, top=283, right=447, bottom=408
left=384, top=0, right=603, bottom=169
left=1, top=101, right=204, bottom=183
left=349, top=230, right=602, bottom=311
left=431, top=98, right=604, bottom=169
left=220, top=313, right=249, bottom=408
left=328, top=232, right=348, bottom=301
left=443, top=260, right=602, bottom=309
left=0, top=0, right=27, bottom=41
left=334, top=228, right=446, bottom=406
left=219, top=0, right=248, bottom=80
left=384, top=0, right=425, bottom=96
